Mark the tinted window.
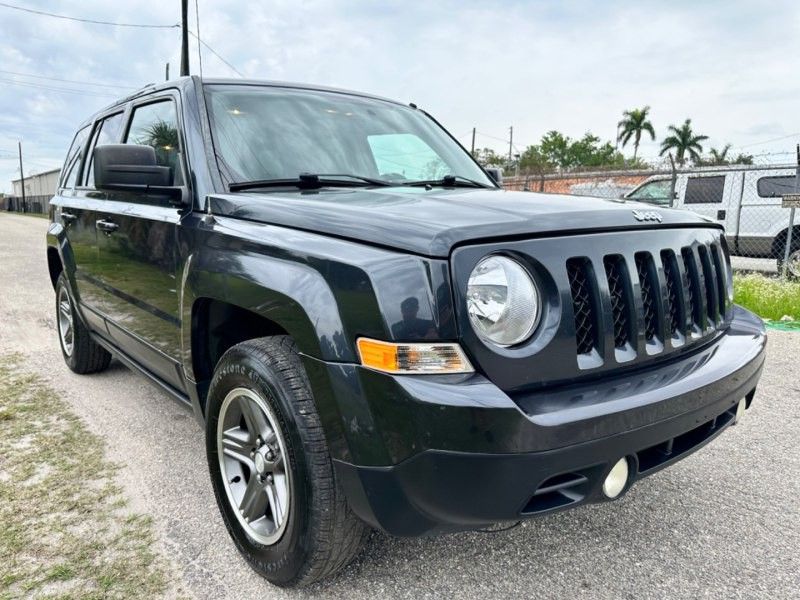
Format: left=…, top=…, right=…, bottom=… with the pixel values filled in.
left=757, top=176, right=797, bottom=198
left=84, top=112, right=126, bottom=187
left=628, top=179, right=672, bottom=206
left=204, top=85, right=492, bottom=186
left=124, top=100, right=182, bottom=184
left=684, top=176, right=725, bottom=204
left=60, top=125, right=91, bottom=189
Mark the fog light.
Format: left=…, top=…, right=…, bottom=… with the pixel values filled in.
left=602, top=458, right=629, bottom=499
left=735, top=398, right=746, bottom=423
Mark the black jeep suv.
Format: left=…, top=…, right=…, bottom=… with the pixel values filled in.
left=47, top=77, right=766, bottom=587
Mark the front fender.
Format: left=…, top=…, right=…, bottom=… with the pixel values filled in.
left=179, top=214, right=458, bottom=371
left=181, top=249, right=360, bottom=368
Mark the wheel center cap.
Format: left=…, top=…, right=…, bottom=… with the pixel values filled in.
left=254, top=452, right=266, bottom=474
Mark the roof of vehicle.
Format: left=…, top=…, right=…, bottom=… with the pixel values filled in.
left=79, top=76, right=406, bottom=129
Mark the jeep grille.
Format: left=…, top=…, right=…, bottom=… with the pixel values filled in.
left=567, top=240, right=730, bottom=363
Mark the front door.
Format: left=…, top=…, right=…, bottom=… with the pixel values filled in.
left=93, top=95, right=187, bottom=389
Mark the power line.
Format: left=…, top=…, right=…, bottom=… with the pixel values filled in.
left=0, top=1, right=179, bottom=28
left=737, top=133, right=800, bottom=149
left=0, top=1, right=243, bottom=80
left=189, top=31, right=244, bottom=77
left=0, top=69, right=135, bottom=90
left=0, top=77, right=117, bottom=98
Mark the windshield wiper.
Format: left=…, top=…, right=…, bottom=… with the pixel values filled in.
left=229, top=173, right=392, bottom=192
left=402, top=174, right=493, bottom=189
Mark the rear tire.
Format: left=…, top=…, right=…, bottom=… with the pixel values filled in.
left=205, top=336, right=368, bottom=587
left=55, top=273, right=112, bottom=374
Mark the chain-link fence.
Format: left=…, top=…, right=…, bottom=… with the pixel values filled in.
left=502, top=161, right=800, bottom=279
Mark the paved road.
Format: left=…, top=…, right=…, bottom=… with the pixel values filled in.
left=1, top=213, right=798, bottom=600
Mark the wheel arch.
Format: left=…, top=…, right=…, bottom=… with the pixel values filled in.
left=771, top=224, right=800, bottom=257
left=47, top=246, right=63, bottom=290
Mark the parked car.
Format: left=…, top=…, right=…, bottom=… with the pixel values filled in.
left=47, top=77, right=766, bottom=587
left=625, top=166, right=800, bottom=275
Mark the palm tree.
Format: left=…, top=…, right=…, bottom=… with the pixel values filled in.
left=659, top=119, right=709, bottom=166
left=707, top=144, right=731, bottom=166
left=617, top=106, right=655, bottom=161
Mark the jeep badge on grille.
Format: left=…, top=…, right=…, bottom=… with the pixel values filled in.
left=632, top=209, right=663, bottom=223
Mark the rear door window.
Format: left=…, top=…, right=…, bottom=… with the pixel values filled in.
left=60, top=125, right=91, bottom=189
left=757, top=176, right=797, bottom=198
left=684, top=176, right=725, bottom=204
left=124, top=100, right=183, bottom=185
left=83, top=112, right=126, bottom=188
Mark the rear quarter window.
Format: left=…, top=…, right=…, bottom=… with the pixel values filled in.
left=757, top=176, right=797, bottom=198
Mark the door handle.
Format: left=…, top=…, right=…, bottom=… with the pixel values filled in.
left=60, top=212, right=78, bottom=224
left=717, top=210, right=726, bottom=220
left=96, top=219, right=119, bottom=233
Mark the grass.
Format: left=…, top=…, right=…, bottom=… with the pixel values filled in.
left=734, top=273, right=800, bottom=322
left=0, top=355, right=174, bottom=600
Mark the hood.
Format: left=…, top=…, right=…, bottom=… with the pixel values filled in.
left=208, top=187, right=717, bottom=257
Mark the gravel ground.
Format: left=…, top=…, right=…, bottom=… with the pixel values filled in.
left=1, top=213, right=798, bottom=599
left=730, top=256, right=778, bottom=274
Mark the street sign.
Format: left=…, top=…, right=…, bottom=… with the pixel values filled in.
left=782, top=194, right=800, bottom=208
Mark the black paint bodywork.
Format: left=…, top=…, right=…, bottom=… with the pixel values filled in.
left=47, top=77, right=766, bottom=536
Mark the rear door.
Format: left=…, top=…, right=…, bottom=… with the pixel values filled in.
left=51, top=124, right=92, bottom=299
left=59, top=112, right=127, bottom=333
left=93, top=93, right=187, bottom=389
left=676, top=172, right=739, bottom=234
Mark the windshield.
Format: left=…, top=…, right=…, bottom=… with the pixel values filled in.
left=204, top=84, right=493, bottom=187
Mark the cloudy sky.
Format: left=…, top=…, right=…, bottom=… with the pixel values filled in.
left=1, top=0, right=799, bottom=192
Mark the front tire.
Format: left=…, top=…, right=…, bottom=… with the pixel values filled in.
left=777, top=247, right=800, bottom=279
left=205, top=336, right=368, bottom=587
left=55, top=273, right=112, bottom=374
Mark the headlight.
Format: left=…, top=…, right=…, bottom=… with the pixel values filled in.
left=467, top=256, right=540, bottom=347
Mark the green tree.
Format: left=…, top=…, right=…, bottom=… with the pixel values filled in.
left=617, top=106, right=655, bottom=161
left=697, top=144, right=755, bottom=167
left=471, top=147, right=505, bottom=167
left=659, top=119, right=709, bottom=166
left=520, top=130, right=626, bottom=172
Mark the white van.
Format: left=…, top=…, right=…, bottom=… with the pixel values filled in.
left=625, top=165, right=799, bottom=273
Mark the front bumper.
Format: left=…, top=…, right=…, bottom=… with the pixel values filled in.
left=313, top=307, right=766, bottom=536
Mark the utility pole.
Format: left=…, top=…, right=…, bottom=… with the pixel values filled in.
left=180, top=0, right=190, bottom=76
left=165, top=62, right=170, bottom=81
left=470, top=127, right=476, bottom=155
left=508, top=126, right=513, bottom=169
left=17, top=141, right=26, bottom=214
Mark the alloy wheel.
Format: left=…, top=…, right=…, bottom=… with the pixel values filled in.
left=57, top=285, right=74, bottom=357
left=788, top=249, right=800, bottom=278
left=217, top=387, right=292, bottom=545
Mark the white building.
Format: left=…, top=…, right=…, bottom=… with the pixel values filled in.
left=11, top=168, right=61, bottom=198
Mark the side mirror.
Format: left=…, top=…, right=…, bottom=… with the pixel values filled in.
left=93, top=144, right=184, bottom=204
left=484, top=167, right=503, bottom=186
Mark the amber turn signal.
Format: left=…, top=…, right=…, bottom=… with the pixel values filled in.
left=356, top=338, right=474, bottom=374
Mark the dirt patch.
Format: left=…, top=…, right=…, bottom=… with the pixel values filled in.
left=0, top=354, right=188, bottom=599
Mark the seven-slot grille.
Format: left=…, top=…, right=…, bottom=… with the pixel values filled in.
left=566, top=241, right=730, bottom=364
